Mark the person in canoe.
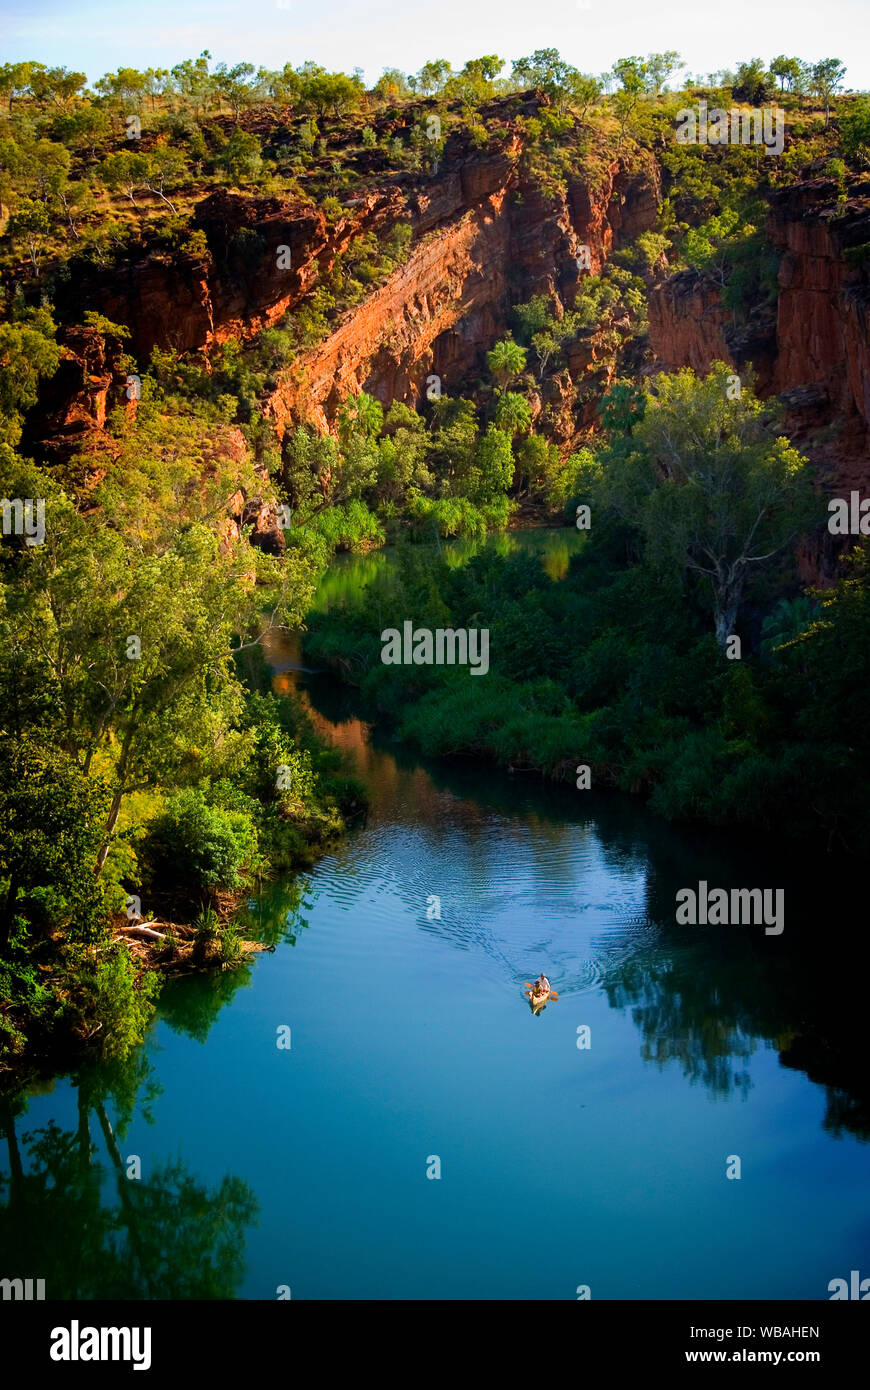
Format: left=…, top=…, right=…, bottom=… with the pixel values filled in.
left=525, top=973, right=555, bottom=1006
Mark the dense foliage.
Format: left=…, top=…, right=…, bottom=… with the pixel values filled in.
left=1, top=42, right=867, bottom=1073
left=300, top=363, right=870, bottom=855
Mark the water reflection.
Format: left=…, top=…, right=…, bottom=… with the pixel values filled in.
left=3, top=534, right=869, bottom=1305
left=280, top=614, right=870, bottom=1142
left=307, top=527, right=585, bottom=616
left=0, top=1054, right=258, bottom=1298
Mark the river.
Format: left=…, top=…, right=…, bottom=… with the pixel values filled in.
left=2, top=532, right=869, bottom=1300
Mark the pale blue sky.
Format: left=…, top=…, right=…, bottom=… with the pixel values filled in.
left=3, top=0, right=869, bottom=90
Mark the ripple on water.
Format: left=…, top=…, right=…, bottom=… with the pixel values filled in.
left=291, top=811, right=656, bottom=998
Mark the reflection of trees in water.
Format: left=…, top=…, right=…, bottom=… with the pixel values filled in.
left=158, top=960, right=256, bottom=1045
left=299, top=655, right=870, bottom=1137
left=601, top=932, right=870, bottom=1140
left=0, top=1054, right=257, bottom=1299
left=158, top=879, right=311, bottom=1046
left=601, top=950, right=757, bottom=1098
left=357, top=708, right=870, bottom=1136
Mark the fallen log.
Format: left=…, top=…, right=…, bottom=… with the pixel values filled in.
left=116, top=923, right=166, bottom=941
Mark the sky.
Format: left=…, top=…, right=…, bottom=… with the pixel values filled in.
left=2, top=0, right=870, bottom=91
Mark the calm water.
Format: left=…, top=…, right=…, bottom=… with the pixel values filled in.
left=2, top=533, right=869, bottom=1300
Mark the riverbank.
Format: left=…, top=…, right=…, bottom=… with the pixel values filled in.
left=4, top=575, right=870, bottom=1299
left=299, top=528, right=870, bottom=856
left=0, top=648, right=367, bottom=1088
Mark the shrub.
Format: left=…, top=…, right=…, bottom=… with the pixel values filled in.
left=140, top=788, right=261, bottom=894
left=87, top=946, right=160, bottom=1059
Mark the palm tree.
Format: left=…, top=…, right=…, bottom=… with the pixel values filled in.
left=487, top=337, right=527, bottom=390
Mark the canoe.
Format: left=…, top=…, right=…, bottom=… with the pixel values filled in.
left=527, top=987, right=551, bottom=1007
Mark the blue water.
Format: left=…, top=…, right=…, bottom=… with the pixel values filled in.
left=3, top=550, right=870, bottom=1300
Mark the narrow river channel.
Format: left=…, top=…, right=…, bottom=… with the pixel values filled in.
left=3, top=534, right=869, bottom=1300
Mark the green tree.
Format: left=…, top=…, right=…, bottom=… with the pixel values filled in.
left=142, top=145, right=187, bottom=210
left=1, top=417, right=311, bottom=874
left=7, top=198, right=51, bottom=277
left=445, top=56, right=503, bottom=108
left=0, top=62, right=35, bottom=114
left=94, top=66, right=149, bottom=113
left=511, top=49, right=571, bottom=101
left=373, top=69, right=411, bottom=103
left=611, top=57, right=647, bottom=137
left=487, top=337, right=527, bottom=389
left=643, top=51, right=685, bottom=94
left=281, top=426, right=339, bottom=514
left=471, top=425, right=514, bottom=501
left=602, top=364, right=818, bottom=647
left=170, top=51, right=215, bottom=117
left=258, top=64, right=301, bottom=106
left=493, top=390, right=532, bottom=436
left=299, top=68, right=362, bottom=118
left=140, top=787, right=261, bottom=894
left=337, top=390, right=383, bottom=444
left=52, top=106, right=111, bottom=157
left=28, top=65, right=86, bottom=108
left=512, top=294, right=554, bottom=342
left=99, top=150, right=149, bottom=205
left=769, top=56, right=803, bottom=91
left=841, top=97, right=870, bottom=161
left=514, top=433, right=562, bottom=502
left=531, top=329, right=560, bottom=379
left=212, top=62, right=257, bottom=123
left=565, top=72, right=602, bottom=119
left=732, top=58, right=775, bottom=105
left=0, top=306, right=61, bottom=441
left=216, top=130, right=262, bottom=185
left=811, top=58, right=846, bottom=128
left=28, top=138, right=72, bottom=204
left=416, top=60, right=452, bottom=95
left=0, top=739, right=109, bottom=952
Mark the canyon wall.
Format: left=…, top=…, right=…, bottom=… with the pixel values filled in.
left=649, top=177, right=870, bottom=499
left=52, top=186, right=404, bottom=362
left=264, top=152, right=661, bottom=437
left=36, top=112, right=870, bottom=567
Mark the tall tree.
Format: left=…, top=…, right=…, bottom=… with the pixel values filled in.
left=600, top=364, right=818, bottom=648
left=811, top=58, right=846, bottom=128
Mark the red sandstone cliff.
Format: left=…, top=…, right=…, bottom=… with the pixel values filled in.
left=648, top=177, right=870, bottom=498
left=24, top=324, right=128, bottom=466
left=52, top=185, right=405, bottom=362
left=33, top=112, right=660, bottom=459
left=264, top=152, right=661, bottom=437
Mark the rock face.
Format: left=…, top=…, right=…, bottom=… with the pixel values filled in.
left=22, top=325, right=127, bottom=465
left=648, top=179, right=870, bottom=510
left=767, top=181, right=870, bottom=490
left=52, top=186, right=404, bottom=363
left=648, top=270, right=735, bottom=374
left=646, top=177, right=870, bottom=584
left=35, top=111, right=660, bottom=459
left=265, top=148, right=661, bottom=437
